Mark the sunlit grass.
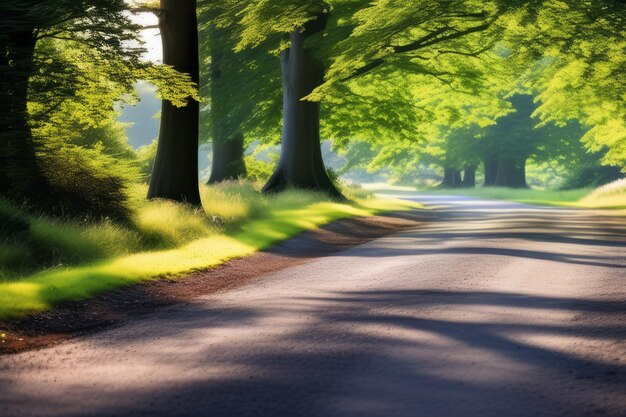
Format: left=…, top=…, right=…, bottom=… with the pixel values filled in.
left=0, top=183, right=418, bottom=320
left=412, top=187, right=592, bottom=207
left=579, top=178, right=626, bottom=209
left=366, top=181, right=626, bottom=211
left=416, top=185, right=626, bottom=210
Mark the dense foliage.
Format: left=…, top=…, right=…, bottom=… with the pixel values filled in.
left=0, top=0, right=624, bottom=213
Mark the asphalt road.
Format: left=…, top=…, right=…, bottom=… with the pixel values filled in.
left=1, top=194, right=625, bottom=417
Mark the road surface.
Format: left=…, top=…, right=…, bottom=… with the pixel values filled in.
left=1, top=194, right=625, bottom=417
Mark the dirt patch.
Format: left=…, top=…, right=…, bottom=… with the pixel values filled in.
left=0, top=211, right=423, bottom=354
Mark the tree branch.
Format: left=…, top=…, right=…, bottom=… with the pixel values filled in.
left=343, top=20, right=494, bottom=81
left=129, top=7, right=163, bottom=15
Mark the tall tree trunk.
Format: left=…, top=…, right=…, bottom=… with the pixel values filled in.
left=452, top=169, right=463, bottom=187
left=148, top=0, right=201, bottom=205
left=441, top=167, right=463, bottom=188
left=483, top=157, right=498, bottom=186
left=0, top=29, right=42, bottom=199
left=208, top=133, right=246, bottom=183
left=462, top=166, right=476, bottom=188
left=441, top=168, right=453, bottom=187
left=262, top=14, right=342, bottom=199
left=494, top=157, right=528, bottom=188
left=207, top=45, right=246, bottom=184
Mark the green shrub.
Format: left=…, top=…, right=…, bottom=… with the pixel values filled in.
left=36, top=139, right=139, bottom=220
left=0, top=199, right=30, bottom=239
left=244, top=155, right=275, bottom=183
left=134, top=199, right=217, bottom=247
left=136, top=139, right=158, bottom=180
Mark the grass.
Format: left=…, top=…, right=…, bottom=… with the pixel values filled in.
left=414, top=183, right=626, bottom=210
left=579, top=178, right=626, bottom=209
left=364, top=180, right=626, bottom=210
left=414, top=187, right=593, bottom=207
left=0, top=182, right=418, bottom=321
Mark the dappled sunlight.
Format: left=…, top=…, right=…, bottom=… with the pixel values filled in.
left=1, top=286, right=622, bottom=416
left=0, top=195, right=417, bottom=320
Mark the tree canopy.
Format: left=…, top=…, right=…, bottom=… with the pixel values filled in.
left=0, top=0, right=624, bottom=215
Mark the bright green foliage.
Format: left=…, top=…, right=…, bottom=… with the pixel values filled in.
left=28, top=39, right=143, bottom=219
left=198, top=1, right=283, bottom=145
left=244, top=156, right=276, bottom=182
left=0, top=0, right=198, bottom=217
left=505, top=0, right=626, bottom=169
left=220, top=0, right=534, bottom=171
left=211, top=2, right=486, bottom=139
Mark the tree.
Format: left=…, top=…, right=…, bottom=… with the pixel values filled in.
left=261, top=12, right=342, bottom=197
left=0, top=0, right=197, bottom=213
left=198, top=3, right=282, bottom=184
left=230, top=0, right=516, bottom=197
left=477, top=94, right=593, bottom=188
left=147, top=0, right=202, bottom=204
left=0, top=0, right=144, bottom=201
left=504, top=0, right=626, bottom=169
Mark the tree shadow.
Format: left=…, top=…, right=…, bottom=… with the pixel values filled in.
left=2, top=289, right=622, bottom=417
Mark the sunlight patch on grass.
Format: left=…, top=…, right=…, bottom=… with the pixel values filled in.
left=416, top=185, right=626, bottom=212
left=367, top=182, right=626, bottom=213
left=579, top=178, right=626, bottom=209
left=0, top=195, right=418, bottom=320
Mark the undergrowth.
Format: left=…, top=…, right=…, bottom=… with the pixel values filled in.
left=0, top=181, right=413, bottom=320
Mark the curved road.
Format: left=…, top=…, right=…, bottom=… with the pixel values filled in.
left=1, top=194, right=625, bottom=417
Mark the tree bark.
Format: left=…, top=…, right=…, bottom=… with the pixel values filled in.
left=0, top=29, right=42, bottom=199
left=441, top=167, right=463, bottom=188
left=261, top=13, right=342, bottom=199
left=462, top=166, right=476, bottom=188
left=453, top=169, right=463, bottom=187
left=148, top=0, right=201, bottom=205
left=483, top=157, right=498, bottom=186
left=441, top=168, right=453, bottom=187
left=494, top=157, right=528, bottom=188
left=207, top=44, right=246, bottom=184
left=208, top=133, right=246, bottom=183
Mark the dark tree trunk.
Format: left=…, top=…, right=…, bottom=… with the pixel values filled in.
left=148, top=0, right=201, bottom=205
left=494, top=157, right=528, bottom=188
left=0, top=29, right=42, bottom=199
left=442, top=168, right=453, bottom=187
left=207, top=44, right=246, bottom=184
left=483, top=157, right=498, bottom=186
left=452, top=169, right=463, bottom=187
left=462, top=166, right=476, bottom=188
left=261, top=14, right=342, bottom=199
left=441, top=167, right=463, bottom=188
left=208, top=133, right=246, bottom=183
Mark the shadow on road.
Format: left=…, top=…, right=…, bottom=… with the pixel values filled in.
left=6, top=289, right=620, bottom=417
left=1, top=194, right=625, bottom=417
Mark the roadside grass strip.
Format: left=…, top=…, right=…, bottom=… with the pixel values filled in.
left=0, top=198, right=417, bottom=320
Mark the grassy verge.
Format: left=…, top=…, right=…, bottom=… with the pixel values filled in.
left=412, top=185, right=626, bottom=210
left=364, top=181, right=626, bottom=210
left=0, top=182, right=418, bottom=320
left=579, top=179, right=626, bottom=209
left=413, top=187, right=592, bottom=207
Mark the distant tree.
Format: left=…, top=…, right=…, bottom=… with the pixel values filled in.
left=198, top=2, right=282, bottom=184
left=477, top=94, right=593, bottom=188
left=506, top=0, right=626, bottom=169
